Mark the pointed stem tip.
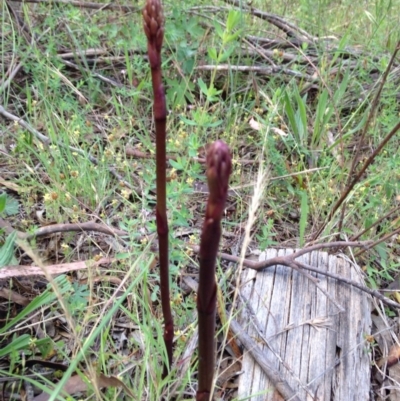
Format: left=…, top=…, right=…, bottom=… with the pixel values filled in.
left=206, top=140, right=232, bottom=220
left=143, top=0, right=164, bottom=53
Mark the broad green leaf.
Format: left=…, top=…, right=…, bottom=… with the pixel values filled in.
left=213, top=22, right=224, bottom=40
left=222, top=29, right=243, bottom=45
left=204, top=120, right=224, bottom=128
left=226, top=10, right=241, bottom=32
left=169, top=159, right=184, bottom=170
left=218, top=44, right=236, bottom=62
left=179, top=116, right=197, bottom=126
left=4, top=196, right=19, bottom=216
left=197, top=78, right=208, bottom=97
left=208, top=47, right=218, bottom=61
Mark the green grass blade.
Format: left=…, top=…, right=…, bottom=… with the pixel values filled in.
left=0, top=275, right=71, bottom=334
left=284, top=90, right=299, bottom=141
left=299, top=190, right=309, bottom=247
left=48, top=255, right=154, bottom=401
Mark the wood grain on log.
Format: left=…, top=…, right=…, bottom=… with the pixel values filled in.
left=238, top=249, right=371, bottom=400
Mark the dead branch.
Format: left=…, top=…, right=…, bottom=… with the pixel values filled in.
left=229, top=318, right=301, bottom=401
left=0, top=258, right=112, bottom=279
left=350, top=205, right=400, bottom=241
left=189, top=241, right=400, bottom=309
left=354, top=226, right=400, bottom=258
left=0, top=218, right=127, bottom=240
left=294, top=260, right=400, bottom=310
left=196, top=64, right=316, bottom=81
left=61, top=59, right=124, bottom=88
left=8, top=0, right=140, bottom=13
left=222, top=0, right=316, bottom=43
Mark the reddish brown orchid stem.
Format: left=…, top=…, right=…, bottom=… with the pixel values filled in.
left=197, top=141, right=232, bottom=401
left=143, top=0, right=173, bottom=375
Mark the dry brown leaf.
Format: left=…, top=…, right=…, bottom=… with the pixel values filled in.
left=388, top=363, right=400, bottom=400
left=0, top=177, right=25, bottom=192
left=378, top=343, right=400, bottom=368
left=0, top=288, right=30, bottom=306
left=33, top=372, right=134, bottom=401
left=249, top=117, right=262, bottom=131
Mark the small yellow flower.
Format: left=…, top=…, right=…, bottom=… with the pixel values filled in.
left=121, top=189, right=131, bottom=199
left=169, top=168, right=177, bottom=180
left=70, top=170, right=79, bottom=178
left=173, top=293, right=183, bottom=305
left=186, top=177, right=194, bottom=185
left=44, top=192, right=58, bottom=202
left=61, top=243, right=69, bottom=251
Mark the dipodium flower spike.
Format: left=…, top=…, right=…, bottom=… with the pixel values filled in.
left=143, top=0, right=173, bottom=377
left=196, top=140, right=232, bottom=401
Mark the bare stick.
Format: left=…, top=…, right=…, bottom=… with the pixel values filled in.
left=196, top=64, right=316, bottom=81
left=190, top=241, right=400, bottom=309
left=222, top=0, right=316, bottom=43
left=143, top=0, right=173, bottom=376
left=350, top=205, right=400, bottom=241
left=197, top=141, right=232, bottom=401
left=0, top=218, right=127, bottom=239
left=9, top=0, right=139, bottom=12
left=229, top=319, right=301, bottom=401
left=354, top=226, right=400, bottom=258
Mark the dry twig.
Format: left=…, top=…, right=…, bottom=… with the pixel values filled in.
left=190, top=241, right=400, bottom=309
left=8, top=0, right=140, bottom=12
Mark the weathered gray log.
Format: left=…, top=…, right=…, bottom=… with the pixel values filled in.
left=237, top=249, right=372, bottom=400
